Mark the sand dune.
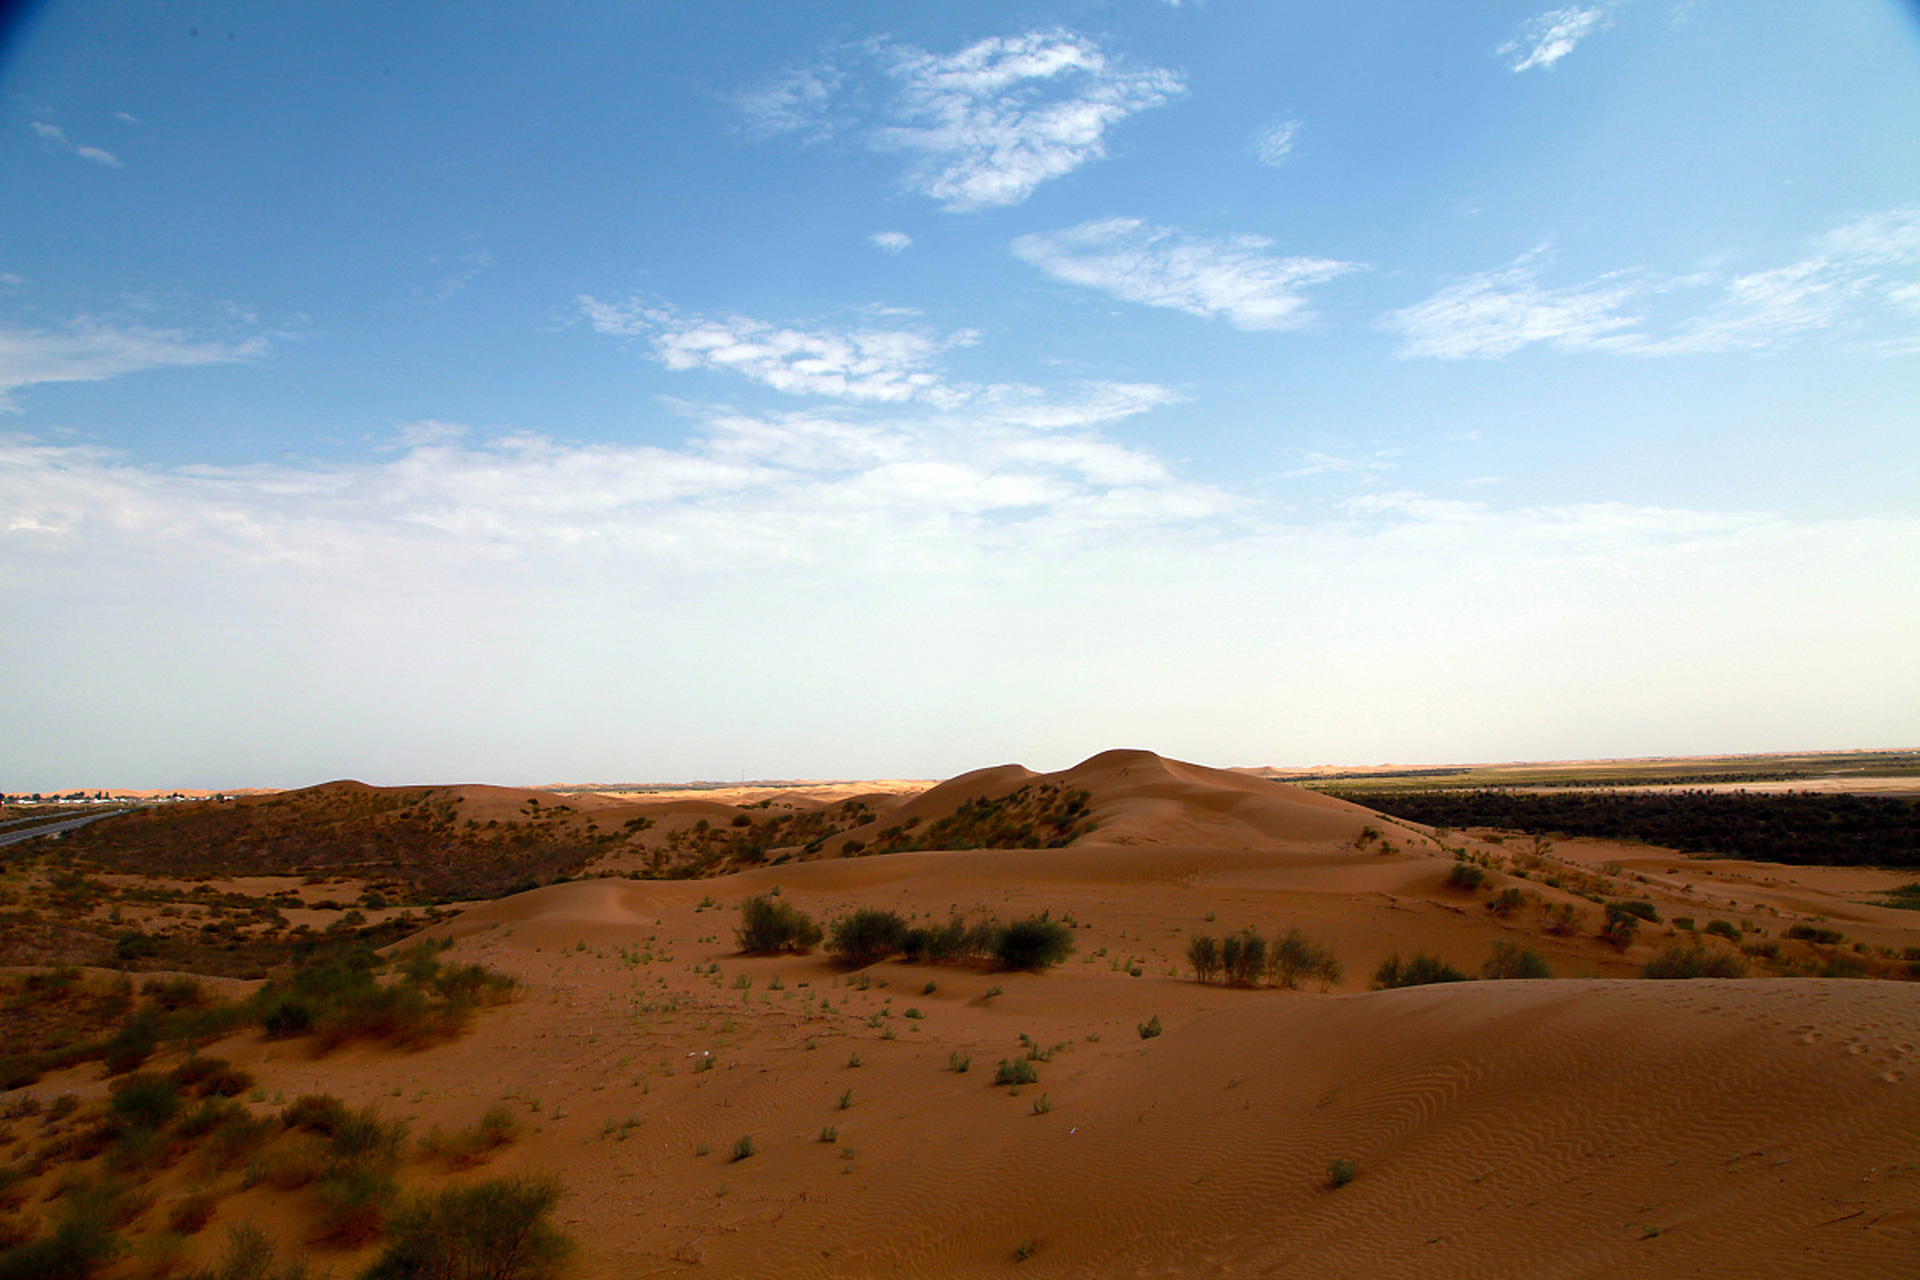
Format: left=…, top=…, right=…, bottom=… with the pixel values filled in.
left=16, top=751, right=1919, bottom=1278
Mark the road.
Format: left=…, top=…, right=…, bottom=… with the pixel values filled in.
left=0, top=809, right=129, bottom=849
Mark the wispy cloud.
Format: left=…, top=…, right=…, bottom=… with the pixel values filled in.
left=1251, top=118, right=1301, bottom=167
left=1284, top=448, right=1400, bottom=480
left=869, top=231, right=912, bottom=254
left=29, top=118, right=123, bottom=167
left=1499, top=5, right=1614, bottom=72
left=0, top=321, right=266, bottom=410
left=1012, top=217, right=1363, bottom=330
left=737, top=30, right=1184, bottom=212
left=579, top=299, right=977, bottom=404
left=733, top=62, right=847, bottom=143
left=1384, top=208, right=1920, bottom=358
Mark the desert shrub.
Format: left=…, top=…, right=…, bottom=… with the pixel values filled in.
left=167, top=1188, right=218, bottom=1235
left=828, top=909, right=908, bottom=968
left=200, top=1108, right=275, bottom=1173
left=361, top=1175, right=572, bottom=1280
left=281, top=1094, right=352, bottom=1136
left=170, top=1057, right=253, bottom=1099
left=1486, top=888, right=1526, bottom=918
left=1481, top=940, right=1551, bottom=980
left=1185, top=934, right=1221, bottom=984
left=109, top=1071, right=182, bottom=1132
left=1543, top=902, right=1583, bottom=936
left=260, top=997, right=312, bottom=1039
left=422, top=1105, right=519, bottom=1170
left=1601, top=903, right=1642, bottom=948
left=102, top=1009, right=160, bottom=1076
left=1704, top=919, right=1742, bottom=943
left=1219, top=931, right=1268, bottom=985
left=1137, top=1014, right=1162, bottom=1039
left=192, top=1223, right=312, bottom=1280
left=143, top=977, right=206, bottom=1010
left=1641, top=945, right=1747, bottom=979
left=1373, top=953, right=1467, bottom=989
left=1268, top=928, right=1343, bottom=990
left=325, top=1106, right=410, bottom=1170
left=1325, top=1158, right=1356, bottom=1189
left=728, top=1135, right=755, bottom=1162
left=1446, top=863, right=1486, bottom=891
left=0, top=1191, right=121, bottom=1280
left=993, top=1058, right=1039, bottom=1088
left=1609, top=899, right=1661, bottom=924
left=992, top=917, right=1074, bottom=971
left=734, top=896, right=822, bottom=954
left=257, top=1135, right=330, bottom=1191
left=1785, top=924, right=1844, bottom=945
left=315, top=1166, right=397, bottom=1244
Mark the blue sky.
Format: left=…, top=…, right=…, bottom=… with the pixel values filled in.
left=2, top=1, right=1917, bottom=789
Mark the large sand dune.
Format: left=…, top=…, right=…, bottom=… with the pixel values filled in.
left=20, top=751, right=1920, bottom=1278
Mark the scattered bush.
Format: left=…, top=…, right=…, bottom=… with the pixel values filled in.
left=1446, top=863, right=1487, bottom=891
left=1373, top=952, right=1467, bottom=989
left=1486, top=888, right=1526, bottom=918
left=1268, top=928, right=1343, bottom=990
left=992, top=917, right=1074, bottom=971
left=1600, top=903, right=1642, bottom=949
left=1543, top=902, right=1584, bottom=936
left=109, top=1071, right=183, bottom=1132
left=1704, top=919, right=1742, bottom=943
left=1641, top=945, right=1747, bottom=979
left=0, top=1188, right=122, bottom=1280
left=993, top=1058, right=1039, bottom=1088
left=734, top=896, right=823, bottom=954
left=1219, top=931, right=1268, bottom=985
left=315, top=1167, right=397, bottom=1244
left=1785, top=924, right=1844, bottom=945
left=421, top=1105, right=519, bottom=1169
left=1481, top=940, right=1551, bottom=980
left=1184, top=934, right=1221, bottom=984
left=828, top=909, right=908, bottom=968
left=1137, top=1014, right=1162, bottom=1040
left=1609, top=899, right=1662, bottom=924
left=102, top=1009, right=160, bottom=1075
left=1325, top=1158, right=1356, bottom=1189
left=728, top=1135, right=755, bottom=1162
left=361, top=1175, right=572, bottom=1280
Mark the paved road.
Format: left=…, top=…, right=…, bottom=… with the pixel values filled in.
left=0, top=809, right=128, bottom=849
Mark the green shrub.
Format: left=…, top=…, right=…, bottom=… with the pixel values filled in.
left=1481, top=940, right=1551, bottom=980
left=167, top=1188, right=218, bottom=1235
left=993, top=1058, right=1039, bottom=1088
left=828, top=909, right=908, bottom=968
left=0, top=1190, right=121, bottom=1280
left=1324, top=1158, right=1356, bottom=1189
left=192, top=1223, right=310, bottom=1280
left=1268, top=928, right=1342, bottom=990
left=1137, top=1014, right=1162, bottom=1039
left=108, top=1071, right=182, bottom=1132
left=992, top=917, right=1074, bottom=971
left=1219, top=931, right=1267, bottom=985
left=734, top=896, right=823, bottom=954
left=102, top=1009, right=160, bottom=1076
left=1486, top=888, right=1526, bottom=917
left=1641, top=945, right=1747, bottom=979
left=1785, top=924, right=1844, bottom=945
left=728, top=1135, right=755, bottom=1162
left=170, top=1057, right=253, bottom=1098
left=1600, top=903, right=1642, bottom=948
left=1446, top=863, right=1486, bottom=891
left=361, top=1175, right=572, bottom=1280
left=317, top=1166, right=397, bottom=1245
left=1704, top=919, right=1742, bottom=943
left=1373, top=953, right=1467, bottom=989
left=1609, top=899, right=1661, bottom=924
left=1185, top=934, right=1221, bottom=983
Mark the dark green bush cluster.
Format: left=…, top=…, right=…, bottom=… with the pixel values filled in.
left=860, top=784, right=1096, bottom=855
left=733, top=896, right=823, bottom=954
left=1641, top=945, right=1747, bottom=979
left=1445, top=862, right=1487, bottom=891
left=825, top=909, right=1073, bottom=971
left=361, top=1174, right=572, bottom=1280
left=255, top=940, right=514, bottom=1051
left=1480, top=940, right=1552, bottom=980
left=1373, top=952, right=1468, bottom=988
left=1185, top=927, right=1342, bottom=989
left=1784, top=924, right=1844, bottom=945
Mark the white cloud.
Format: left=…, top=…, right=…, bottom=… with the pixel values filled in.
left=870, top=231, right=912, bottom=254
left=1012, top=217, right=1363, bottom=330
left=7, top=426, right=1914, bottom=788
left=873, top=30, right=1185, bottom=211
left=0, top=321, right=266, bottom=409
left=114, top=112, right=143, bottom=125
left=1385, top=208, right=1920, bottom=358
left=1499, top=5, right=1613, bottom=72
left=1381, top=259, right=1644, bottom=357
left=1251, top=118, right=1301, bottom=167
left=579, top=298, right=977, bottom=404
left=737, top=30, right=1184, bottom=212
left=29, top=119, right=123, bottom=167
left=733, top=62, right=847, bottom=142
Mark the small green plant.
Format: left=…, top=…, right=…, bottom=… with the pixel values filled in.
left=1704, top=919, right=1742, bottom=943
left=734, top=896, right=823, bottom=954
left=992, top=916, right=1075, bottom=971
left=947, top=1051, right=971, bottom=1073
left=728, top=1135, right=755, bottom=1162
left=837, top=1088, right=852, bottom=1110
left=1373, top=953, right=1467, bottom=989
left=1481, top=940, right=1551, bottom=980
left=845, top=1052, right=862, bottom=1069
left=1031, top=1093, right=1052, bottom=1115
left=361, top=1174, right=572, bottom=1280
left=1325, top=1158, right=1356, bottom=1188
left=993, top=1058, right=1039, bottom=1088
left=1137, top=1014, right=1163, bottom=1039
left=1446, top=863, right=1487, bottom=891
left=1641, top=945, right=1747, bottom=979
left=982, top=984, right=1004, bottom=1000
